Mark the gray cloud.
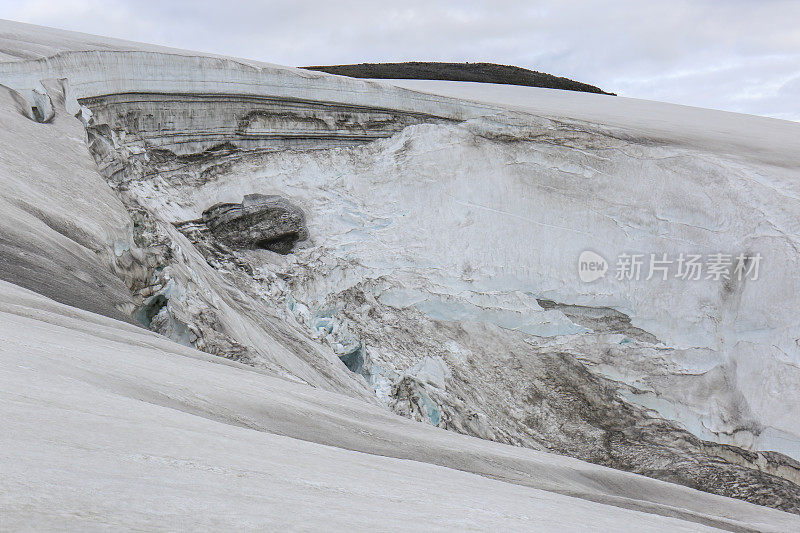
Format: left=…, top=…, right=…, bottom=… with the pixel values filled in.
left=2, top=0, right=798, bottom=120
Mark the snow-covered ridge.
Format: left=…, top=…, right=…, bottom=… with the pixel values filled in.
left=0, top=49, right=497, bottom=120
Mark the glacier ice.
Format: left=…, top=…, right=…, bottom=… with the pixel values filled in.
left=2, top=18, right=800, bottom=528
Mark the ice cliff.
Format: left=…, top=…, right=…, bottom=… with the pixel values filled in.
left=2, top=19, right=800, bottom=529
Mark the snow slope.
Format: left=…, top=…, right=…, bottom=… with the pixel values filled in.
left=2, top=280, right=797, bottom=532
left=383, top=79, right=800, bottom=168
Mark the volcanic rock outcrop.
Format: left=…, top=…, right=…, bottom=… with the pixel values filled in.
left=202, top=194, right=308, bottom=254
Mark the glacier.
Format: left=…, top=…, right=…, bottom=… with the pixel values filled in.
left=2, top=18, right=800, bottom=530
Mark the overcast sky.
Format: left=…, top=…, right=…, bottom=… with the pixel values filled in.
left=2, top=0, right=798, bottom=121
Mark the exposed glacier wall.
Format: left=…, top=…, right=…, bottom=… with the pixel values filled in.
left=95, top=102, right=800, bottom=460
left=82, top=92, right=455, bottom=155
left=68, top=80, right=800, bottom=509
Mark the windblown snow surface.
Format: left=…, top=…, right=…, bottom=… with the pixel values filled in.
left=2, top=19, right=800, bottom=531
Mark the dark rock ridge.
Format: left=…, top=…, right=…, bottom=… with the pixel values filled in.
left=301, top=62, right=614, bottom=95
left=202, top=194, right=308, bottom=254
